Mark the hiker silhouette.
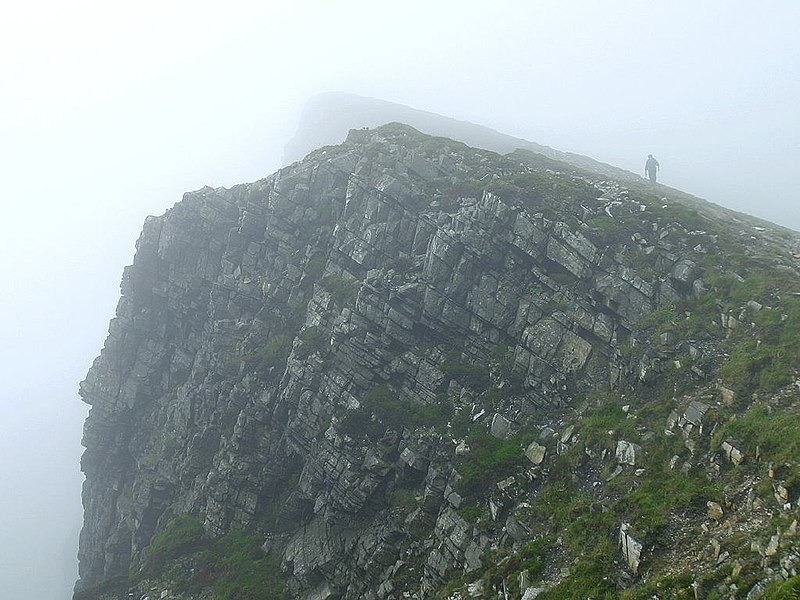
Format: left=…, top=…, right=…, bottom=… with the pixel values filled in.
left=645, top=154, right=660, bottom=183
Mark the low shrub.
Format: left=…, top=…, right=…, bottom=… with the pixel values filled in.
left=199, top=530, right=289, bottom=600
left=457, top=431, right=524, bottom=497
left=245, top=335, right=292, bottom=378
left=338, top=385, right=450, bottom=439
left=761, top=573, right=800, bottom=599
left=321, top=274, right=359, bottom=305
left=144, top=514, right=205, bottom=573
left=441, top=361, right=490, bottom=391
left=140, top=515, right=290, bottom=600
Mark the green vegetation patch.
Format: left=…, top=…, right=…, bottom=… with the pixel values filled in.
left=521, top=483, right=618, bottom=598
left=457, top=430, right=527, bottom=497
left=620, top=470, right=720, bottom=537
left=719, top=291, right=800, bottom=394
left=338, top=385, right=450, bottom=439
left=320, top=274, right=360, bottom=305
left=579, top=400, right=639, bottom=452
left=634, top=269, right=800, bottom=396
left=245, top=334, right=293, bottom=378
left=199, top=530, right=289, bottom=600
left=434, top=536, right=552, bottom=600
left=144, top=513, right=206, bottom=572
left=441, top=360, right=491, bottom=391
left=648, top=202, right=709, bottom=233
left=509, top=170, right=599, bottom=209
left=712, top=401, right=800, bottom=483
left=762, top=574, right=800, bottom=600
left=483, top=537, right=551, bottom=598
left=295, top=325, right=328, bottom=360
left=143, top=515, right=289, bottom=600
left=539, top=545, right=616, bottom=600
left=586, top=215, right=619, bottom=242
left=620, top=573, right=695, bottom=599
left=607, top=421, right=721, bottom=538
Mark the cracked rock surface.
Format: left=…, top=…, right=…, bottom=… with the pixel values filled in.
left=75, top=124, right=800, bottom=600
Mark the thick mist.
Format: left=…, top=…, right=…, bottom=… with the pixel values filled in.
left=1, top=1, right=798, bottom=598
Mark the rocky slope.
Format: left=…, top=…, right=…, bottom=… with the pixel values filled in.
left=76, top=124, right=800, bottom=600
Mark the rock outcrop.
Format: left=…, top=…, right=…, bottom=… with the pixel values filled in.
left=75, top=124, right=800, bottom=600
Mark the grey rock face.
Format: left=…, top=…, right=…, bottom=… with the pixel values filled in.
left=522, top=587, right=547, bottom=599
left=490, top=413, right=516, bottom=440
left=721, top=441, right=744, bottom=465
left=76, top=124, right=770, bottom=598
left=616, top=440, right=642, bottom=467
left=684, top=401, right=710, bottom=427
left=619, top=522, right=643, bottom=573
left=524, top=441, right=546, bottom=465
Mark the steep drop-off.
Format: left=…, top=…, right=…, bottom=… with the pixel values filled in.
left=77, top=124, right=800, bottom=600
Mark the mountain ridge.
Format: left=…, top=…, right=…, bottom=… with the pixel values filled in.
left=287, top=96, right=795, bottom=236
left=75, top=123, right=800, bottom=600
left=284, top=93, right=643, bottom=185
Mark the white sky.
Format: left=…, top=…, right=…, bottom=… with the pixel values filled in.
left=1, top=1, right=798, bottom=598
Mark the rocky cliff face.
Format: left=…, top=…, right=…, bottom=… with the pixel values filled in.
left=76, top=124, right=800, bottom=600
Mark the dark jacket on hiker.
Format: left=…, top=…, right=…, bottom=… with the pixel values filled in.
left=645, top=155, right=660, bottom=183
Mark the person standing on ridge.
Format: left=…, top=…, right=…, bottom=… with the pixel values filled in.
left=645, top=154, right=660, bottom=183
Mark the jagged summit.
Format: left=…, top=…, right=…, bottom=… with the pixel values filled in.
left=76, top=124, right=800, bottom=600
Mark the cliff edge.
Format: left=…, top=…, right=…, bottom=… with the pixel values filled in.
left=77, top=124, right=800, bottom=600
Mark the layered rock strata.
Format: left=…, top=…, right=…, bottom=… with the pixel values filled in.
left=77, top=124, right=800, bottom=599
